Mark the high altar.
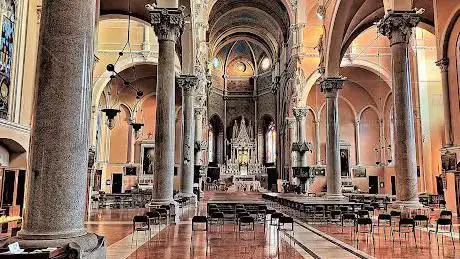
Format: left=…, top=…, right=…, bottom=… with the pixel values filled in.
left=221, top=117, right=266, bottom=191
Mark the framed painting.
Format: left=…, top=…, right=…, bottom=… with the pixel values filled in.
left=140, top=144, right=155, bottom=176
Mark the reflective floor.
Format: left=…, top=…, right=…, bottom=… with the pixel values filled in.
left=85, top=192, right=460, bottom=259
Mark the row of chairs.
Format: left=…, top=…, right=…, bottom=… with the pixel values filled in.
left=327, top=209, right=455, bottom=250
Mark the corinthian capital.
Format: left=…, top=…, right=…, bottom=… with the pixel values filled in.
left=293, top=107, right=308, bottom=120
left=435, top=58, right=449, bottom=72
left=319, top=77, right=346, bottom=98
left=149, top=7, right=185, bottom=43
left=177, top=75, right=198, bottom=95
left=377, top=10, right=421, bottom=45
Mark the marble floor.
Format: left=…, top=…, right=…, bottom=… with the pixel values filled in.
left=85, top=192, right=460, bottom=258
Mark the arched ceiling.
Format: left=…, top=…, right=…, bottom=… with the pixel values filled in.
left=104, top=64, right=182, bottom=106
left=326, top=0, right=435, bottom=76
left=208, top=0, right=291, bottom=61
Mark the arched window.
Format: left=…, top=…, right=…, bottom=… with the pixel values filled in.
left=0, top=0, right=15, bottom=119
left=208, top=125, right=215, bottom=163
left=265, top=122, right=276, bottom=163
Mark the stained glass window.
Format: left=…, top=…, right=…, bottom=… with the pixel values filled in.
left=265, top=122, right=276, bottom=163
left=208, top=126, right=215, bottom=162
left=0, top=0, right=15, bottom=120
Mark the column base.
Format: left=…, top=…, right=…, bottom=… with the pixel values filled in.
left=4, top=233, right=105, bottom=258
left=147, top=200, right=180, bottom=224
left=389, top=200, right=424, bottom=210
left=174, top=192, right=197, bottom=206
left=325, top=193, right=346, bottom=200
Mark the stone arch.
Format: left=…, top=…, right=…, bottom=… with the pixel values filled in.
left=440, top=5, right=460, bottom=59
left=0, top=137, right=27, bottom=168
left=317, top=96, right=358, bottom=122
left=358, top=105, right=382, bottom=121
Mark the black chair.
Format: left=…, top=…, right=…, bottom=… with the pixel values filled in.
left=265, top=209, right=276, bottom=221
left=355, top=217, right=374, bottom=247
left=328, top=210, right=341, bottom=231
left=270, top=212, right=283, bottom=226
left=278, top=216, right=295, bottom=246
left=278, top=216, right=294, bottom=231
left=191, top=216, right=208, bottom=255
left=429, top=218, right=455, bottom=250
left=145, top=211, right=161, bottom=235
left=210, top=212, right=225, bottom=232
left=339, top=206, right=350, bottom=213
left=377, top=213, right=392, bottom=240
left=439, top=200, right=447, bottom=210
left=238, top=216, right=255, bottom=239
left=392, top=218, right=417, bottom=248
left=132, top=215, right=150, bottom=245
left=357, top=210, right=370, bottom=218
left=439, top=210, right=452, bottom=219
left=341, top=213, right=356, bottom=238
left=390, top=211, right=401, bottom=227
left=413, top=214, right=429, bottom=240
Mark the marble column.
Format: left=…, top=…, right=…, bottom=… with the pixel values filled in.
left=378, top=10, right=422, bottom=208
left=176, top=75, right=197, bottom=203
left=287, top=117, right=297, bottom=168
left=293, top=107, right=308, bottom=167
left=14, top=0, right=105, bottom=256
left=194, top=105, right=206, bottom=199
left=149, top=8, right=184, bottom=207
left=314, top=120, right=321, bottom=165
left=195, top=99, right=206, bottom=165
left=354, top=120, right=361, bottom=165
left=436, top=58, right=453, bottom=147
left=320, top=77, right=346, bottom=200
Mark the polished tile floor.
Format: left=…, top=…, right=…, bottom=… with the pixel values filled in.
left=86, top=193, right=304, bottom=259
left=86, top=192, right=460, bottom=258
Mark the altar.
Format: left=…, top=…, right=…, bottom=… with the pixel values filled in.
left=221, top=117, right=266, bottom=191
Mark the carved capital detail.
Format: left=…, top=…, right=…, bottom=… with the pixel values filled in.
left=177, top=75, right=198, bottom=95
left=319, top=77, right=346, bottom=98
left=377, top=10, right=421, bottom=46
left=149, top=8, right=185, bottom=43
left=435, top=58, right=449, bottom=72
left=292, top=141, right=314, bottom=153
left=194, top=107, right=205, bottom=117
left=195, top=140, right=207, bottom=152
left=293, top=107, right=308, bottom=120
left=195, top=95, right=206, bottom=107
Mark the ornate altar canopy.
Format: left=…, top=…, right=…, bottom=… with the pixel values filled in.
left=223, top=117, right=265, bottom=189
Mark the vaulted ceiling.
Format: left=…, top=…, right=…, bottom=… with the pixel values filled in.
left=208, top=0, right=291, bottom=61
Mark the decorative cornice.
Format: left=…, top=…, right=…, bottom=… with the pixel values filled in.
left=176, top=75, right=198, bottom=95
left=319, top=77, right=346, bottom=98
left=149, top=7, right=185, bottom=43
left=435, top=58, right=449, bottom=72
left=377, top=10, right=422, bottom=46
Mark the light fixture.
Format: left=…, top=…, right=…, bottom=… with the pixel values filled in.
left=261, top=57, right=271, bottom=70
left=212, top=57, right=220, bottom=68
left=236, top=62, right=246, bottom=72
left=131, top=121, right=145, bottom=139
left=316, top=5, right=326, bottom=20
left=102, top=108, right=121, bottom=130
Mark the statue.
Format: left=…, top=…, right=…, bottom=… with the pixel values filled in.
left=314, top=34, right=325, bottom=73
